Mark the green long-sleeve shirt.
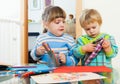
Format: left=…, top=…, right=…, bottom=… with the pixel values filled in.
left=73, top=33, right=118, bottom=68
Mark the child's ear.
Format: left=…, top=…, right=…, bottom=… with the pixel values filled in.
left=43, top=21, right=48, bottom=29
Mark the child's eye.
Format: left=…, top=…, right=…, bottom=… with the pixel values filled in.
left=55, top=21, right=60, bottom=24
left=92, top=26, right=96, bottom=29
left=54, top=21, right=65, bottom=24
left=85, top=28, right=90, bottom=31
left=63, top=21, right=65, bottom=23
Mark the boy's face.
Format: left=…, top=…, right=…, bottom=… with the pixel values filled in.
left=46, top=18, right=65, bottom=36
left=83, top=21, right=101, bottom=38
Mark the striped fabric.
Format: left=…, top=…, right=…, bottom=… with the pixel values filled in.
left=84, top=38, right=104, bottom=65
left=31, top=31, right=78, bottom=67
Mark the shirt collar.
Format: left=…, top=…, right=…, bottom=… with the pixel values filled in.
left=47, top=31, right=64, bottom=37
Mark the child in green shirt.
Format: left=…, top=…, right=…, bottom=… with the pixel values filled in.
left=73, top=9, right=118, bottom=84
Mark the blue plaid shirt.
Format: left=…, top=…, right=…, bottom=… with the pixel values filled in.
left=73, top=33, right=118, bottom=68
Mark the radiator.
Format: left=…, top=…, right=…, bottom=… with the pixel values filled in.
left=0, top=19, right=21, bottom=65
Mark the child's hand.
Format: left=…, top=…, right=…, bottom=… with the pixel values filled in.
left=102, top=39, right=111, bottom=49
left=82, top=43, right=96, bottom=53
left=102, top=39, right=112, bottom=55
left=36, top=46, right=46, bottom=56
left=59, top=53, right=66, bottom=64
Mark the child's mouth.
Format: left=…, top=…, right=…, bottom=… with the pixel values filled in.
left=59, top=29, right=64, bottom=31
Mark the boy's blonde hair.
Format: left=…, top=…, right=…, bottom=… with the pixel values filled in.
left=42, top=6, right=66, bottom=23
left=79, top=9, right=102, bottom=28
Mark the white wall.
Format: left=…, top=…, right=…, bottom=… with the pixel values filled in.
left=83, top=0, right=120, bottom=69
left=54, top=0, right=76, bottom=20
left=29, top=0, right=76, bottom=21
left=28, top=0, right=45, bottom=34
left=0, top=0, right=21, bottom=21
left=0, top=0, right=22, bottom=65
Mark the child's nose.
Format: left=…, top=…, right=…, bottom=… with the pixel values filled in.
left=60, top=21, right=65, bottom=25
left=90, top=29, right=94, bottom=33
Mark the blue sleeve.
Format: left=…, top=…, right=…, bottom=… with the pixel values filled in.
left=30, top=46, right=41, bottom=61
left=65, top=39, right=79, bottom=66
left=30, top=36, right=43, bottom=61
left=73, top=38, right=86, bottom=59
left=106, top=35, right=118, bottom=58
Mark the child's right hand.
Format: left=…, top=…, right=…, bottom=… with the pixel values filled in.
left=58, top=53, right=66, bottom=64
left=36, top=46, right=46, bottom=56
left=82, top=43, right=96, bottom=53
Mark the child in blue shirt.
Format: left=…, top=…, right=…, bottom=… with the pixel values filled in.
left=31, top=6, right=78, bottom=68
left=73, top=9, right=118, bottom=84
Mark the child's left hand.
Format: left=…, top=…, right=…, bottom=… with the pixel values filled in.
left=59, top=53, right=66, bottom=64
left=102, top=39, right=111, bottom=49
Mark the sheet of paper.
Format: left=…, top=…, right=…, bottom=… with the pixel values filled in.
left=31, top=72, right=106, bottom=83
